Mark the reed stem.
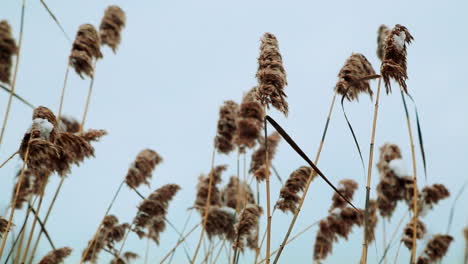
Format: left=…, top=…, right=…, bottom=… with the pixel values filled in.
left=272, top=92, right=337, bottom=264
left=80, top=62, right=97, bottom=133
left=57, top=65, right=70, bottom=122
left=5, top=205, right=30, bottom=264
left=0, top=0, right=26, bottom=151
left=144, top=236, right=150, bottom=264
left=190, top=147, right=215, bottom=264
left=361, top=77, right=382, bottom=264
left=0, top=151, right=18, bottom=169
left=263, top=110, right=272, bottom=264
left=0, top=84, right=34, bottom=109
left=160, top=223, right=200, bottom=264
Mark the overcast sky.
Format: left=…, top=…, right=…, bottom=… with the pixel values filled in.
left=1, top=0, right=467, bottom=263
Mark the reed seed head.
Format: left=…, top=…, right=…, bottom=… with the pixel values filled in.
left=276, top=166, right=312, bottom=213
left=256, top=33, right=288, bottom=115
left=377, top=25, right=390, bottom=61
left=205, top=207, right=236, bottom=242
left=233, top=204, right=262, bottom=251
left=0, top=20, right=18, bottom=85
left=335, top=53, right=376, bottom=101
left=38, top=247, right=72, bottom=264
left=234, top=88, right=264, bottom=150
left=58, top=115, right=80, bottom=133
left=100, top=5, right=126, bottom=53
left=381, top=24, right=413, bottom=94
left=194, top=165, right=227, bottom=212
left=69, top=24, right=103, bottom=78
left=12, top=168, right=33, bottom=208
left=330, top=179, right=358, bottom=210
left=221, top=176, right=255, bottom=211
left=402, top=218, right=426, bottom=249
left=125, top=149, right=162, bottom=189
left=249, top=132, right=281, bottom=181
left=417, top=234, right=453, bottom=264
left=214, top=100, right=239, bottom=154
left=0, top=216, right=8, bottom=237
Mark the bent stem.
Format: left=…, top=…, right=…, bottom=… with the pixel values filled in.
left=27, top=176, right=66, bottom=264
left=190, top=147, right=216, bottom=264
left=400, top=90, right=418, bottom=264
left=361, top=77, right=382, bottom=264
left=0, top=150, right=18, bottom=169
left=0, top=0, right=26, bottom=151
left=272, top=92, right=337, bottom=264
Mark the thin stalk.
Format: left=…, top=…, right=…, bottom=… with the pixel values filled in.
left=168, top=211, right=193, bottom=264
left=400, top=90, right=418, bottom=264
left=393, top=242, right=402, bottom=264
left=20, top=183, right=48, bottom=264
left=39, top=0, right=72, bottom=43
left=190, top=147, right=216, bottom=264
left=212, top=240, right=226, bottom=264
left=361, top=77, right=382, bottom=264
left=0, top=151, right=18, bottom=169
left=0, top=137, right=31, bottom=258
left=272, top=92, right=337, bottom=264
left=159, top=223, right=200, bottom=264
left=116, top=223, right=132, bottom=257
left=80, top=62, right=97, bottom=133
left=263, top=111, right=272, bottom=264
left=201, top=239, right=221, bottom=264
left=0, top=0, right=26, bottom=151
left=383, top=220, right=387, bottom=264
left=144, top=236, right=150, bottom=264
left=26, top=204, right=55, bottom=250
left=13, top=229, right=25, bottom=264
left=0, top=85, right=34, bottom=109
left=27, top=176, right=66, bottom=264
left=57, top=65, right=70, bottom=121
left=79, top=180, right=125, bottom=263
left=6, top=207, right=30, bottom=264
left=258, top=220, right=319, bottom=264
left=378, top=212, right=409, bottom=264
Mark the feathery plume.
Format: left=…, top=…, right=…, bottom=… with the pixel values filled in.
left=12, top=168, right=33, bottom=208
left=233, top=204, right=262, bottom=251
left=0, top=216, right=8, bottom=237
left=81, top=129, right=107, bottom=142
left=249, top=132, right=281, bottom=181
left=376, top=25, right=390, bottom=61
left=276, top=166, right=312, bottom=213
left=335, top=53, right=376, bottom=101
left=54, top=132, right=95, bottom=177
left=402, top=218, right=426, bottom=249
left=125, top=149, right=162, bottom=189
left=58, top=115, right=81, bottom=133
left=133, top=184, right=180, bottom=244
left=205, top=207, right=236, bottom=242
left=417, top=234, right=453, bottom=264
left=381, top=24, right=413, bottom=93
left=194, top=165, right=227, bottom=212
left=330, top=179, right=358, bottom=210
left=38, top=247, right=72, bottom=264
left=366, top=200, right=378, bottom=243
left=69, top=24, right=103, bottom=79
left=234, top=88, right=264, bottom=150
left=420, top=184, right=450, bottom=210
left=0, top=20, right=18, bottom=84
left=99, top=5, right=126, bottom=52
left=221, top=176, right=255, bottom=210
left=214, top=100, right=239, bottom=154
left=256, top=33, right=288, bottom=115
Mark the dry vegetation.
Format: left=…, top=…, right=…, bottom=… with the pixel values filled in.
left=0, top=2, right=466, bottom=264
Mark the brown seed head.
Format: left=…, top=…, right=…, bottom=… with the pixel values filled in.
left=335, top=53, right=376, bottom=101
left=12, top=169, right=33, bottom=209
left=221, top=176, right=255, bottom=211
left=194, top=165, right=227, bottom=212
left=377, top=25, right=390, bottom=61
left=276, top=166, right=312, bottom=213
left=0, top=20, right=18, bottom=85
left=69, top=24, right=103, bottom=78
left=205, top=207, right=236, bottom=242
left=417, top=234, right=453, bottom=264
left=233, top=204, right=262, bottom=251
left=214, top=100, right=239, bottom=154
left=58, top=116, right=81, bottom=133
left=381, top=24, right=413, bottom=94
left=38, top=247, right=72, bottom=264
left=330, top=179, right=358, bottom=210
left=250, top=132, right=281, bottom=181
left=256, top=33, right=288, bottom=115
left=0, top=216, right=8, bottom=237
left=100, top=5, right=126, bottom=52
left=402, top=218, right=426, bottom=249
left=125, top=149, right=162, bottom=189
left=421, top=184, right=450, bottom=209
left=234, top=88, right=264, bottom=150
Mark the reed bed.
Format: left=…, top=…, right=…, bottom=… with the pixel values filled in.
left=0, top=3, right=464, bottom=264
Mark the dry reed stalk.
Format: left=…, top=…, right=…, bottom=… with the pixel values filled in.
left=79, top=60, right=96, bottom=133
left=262, top=111, right=272, bottom=264
left=361, top=75, right=382, bottom=264
left=39, top=0, right=72, bottom=43
left=0, top=134, right=31, bottom=258
left=464, top=227, right=468, bottom=264
left=0, top=4, right=23, bottom=151
left=0, top=150, right=18, bottom=168
left=272, top=92, right=337, bottom=264
left=190, top=148, right=216, bottom=264
left=0, top=84, right=35, bottom=109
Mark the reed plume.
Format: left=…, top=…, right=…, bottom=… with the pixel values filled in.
left=233, top=204, right=262, bottom=251
left=221, top=176, right=255, bottom=210
left=420, top=184, right=450, bottom=212
left=38, top=247, right=72, bottom=264
left=133, top=184, right=180, bottom=244
left=54, top=132, right=95, bottom=176
left=381, top=24, right=413, bottom=94
left=402, top=218, right=426, bottom=249
left=366, top=200, right=378, bottom=243
left=335, top=53, right=376, bottom=101
left=376, top=25, right=390, bottom=61
left=417, top=234, right=453, bottom=264
left=99, top=5, right=126, bottom=53
left=256, top=33, right=288, bottom=115
left=11, top=168, right=33, bottom=208
left=205, top=207, right=236, bottom=242
left=81, top=129, right=107, bottom=142
left=276, top=166, right=312, bottom=213
left=58, top=115, right=81, bottom=133
left=110, top=252, right=139, bottom=264
left=0, top=20, right=18, bottom=85
left=214, top=100, right=239, bottom=154
left=0, top=217, right=8, bottom=237
left=69, top=24, right=103, bottom=79
left=194, top=165, right=227, bottom=212
left=125, top=149, right=163, bottom=189
left=249, top=132, right=281, bottom=181
left=234, top=88, right=264, bottom=150
left=330, top=179, right=359, bottom=210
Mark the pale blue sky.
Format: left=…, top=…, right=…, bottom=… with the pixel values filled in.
left=1, top=0, right=467, bottom=263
